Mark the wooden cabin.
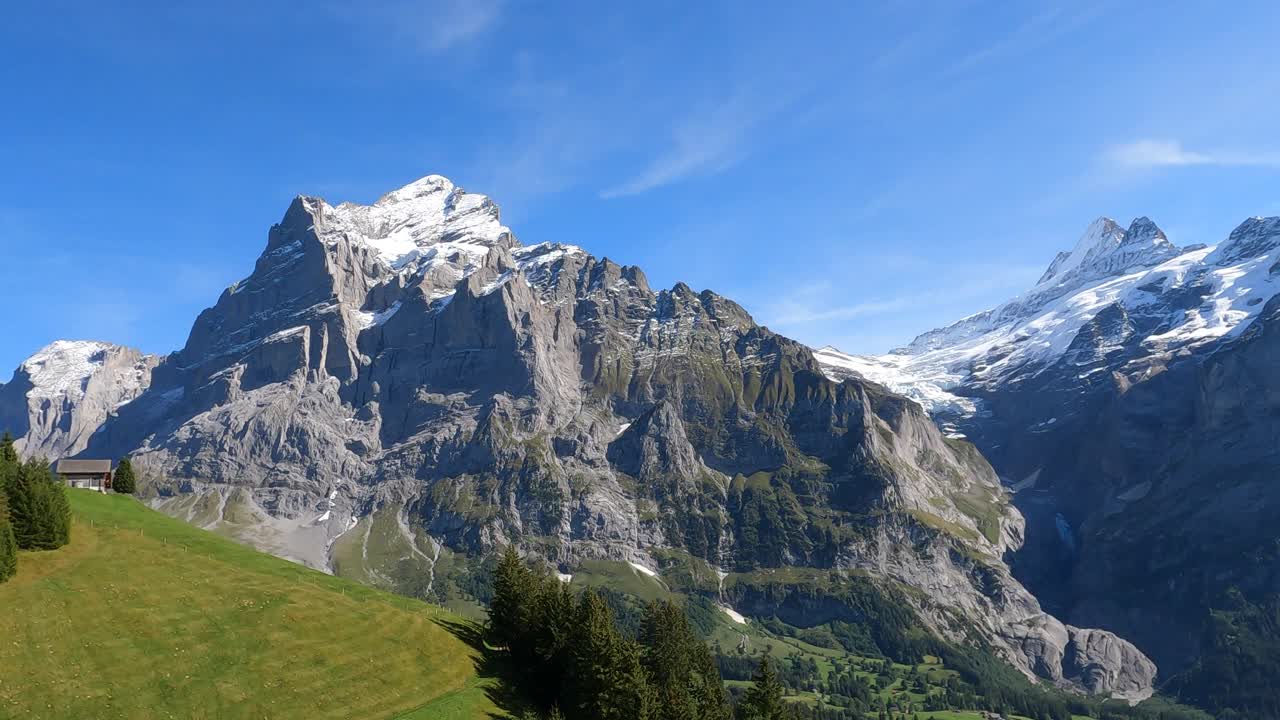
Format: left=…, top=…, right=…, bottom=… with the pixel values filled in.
left=55, top=459, right=113, bottom=491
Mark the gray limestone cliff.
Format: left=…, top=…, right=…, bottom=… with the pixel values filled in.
left=2, top=175, right=1155, bottom=700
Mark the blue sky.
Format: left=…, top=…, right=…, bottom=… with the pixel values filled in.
left=3, top=1, right=1280, bottom=373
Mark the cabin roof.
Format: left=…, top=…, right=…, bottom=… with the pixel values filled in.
left=55, top=459, right=113, bottom=474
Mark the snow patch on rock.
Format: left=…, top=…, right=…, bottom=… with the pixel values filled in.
left=719, top=605, right=748, bottom=625
left=627, top=561, right=658, bottom=578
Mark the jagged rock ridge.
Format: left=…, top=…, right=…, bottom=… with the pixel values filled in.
left=2, top=176, right=1155, bottom=699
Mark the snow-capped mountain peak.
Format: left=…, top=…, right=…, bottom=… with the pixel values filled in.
left=0, top=340, right=158, bottom=457
left=304, top=174, right=512, bottom=270
left=817, top=215, right=1280, bottom=419
left=1121, top=216, right=1169, bottom=248
left=19, top=340, right=120, bottom=400
left=1036, top=216, right=1179, bottom=291
left=1209, top=215, right=1280, bottom=266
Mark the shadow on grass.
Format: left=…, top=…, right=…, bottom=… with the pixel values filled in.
left=434, top=615, right=533, bottom=719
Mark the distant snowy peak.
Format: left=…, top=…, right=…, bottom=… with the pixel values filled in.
left=302, top=174, right=512, bottom=270
left=1210, top=216, right=1280, bottom=266
left=817, top=214, right=1280, bottom=419
left=19, top=340, right=123, bottom=400
left=900, top=216, right=1185, bottom=356
left=1, top=340, right=158, bottom=457
left=1035, top=216, right=1180, bottom=290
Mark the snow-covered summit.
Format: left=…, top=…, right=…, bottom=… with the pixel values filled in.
left=303, top=174, right=512, bottom=270
left=0, top=340, right=158, bottom=457
left=18, top=340, right=122, bottom=400
left=1035, top=216, right=1181, bottom=293
left=817, top=215, right=1280, bottom=417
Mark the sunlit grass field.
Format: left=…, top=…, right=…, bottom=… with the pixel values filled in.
left=0, top=491, right=505, bottom=720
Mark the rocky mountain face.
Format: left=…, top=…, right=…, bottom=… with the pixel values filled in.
left=0, top=340, right=158, bottom=458
left=817, top=215, right=1280, bottom=700
left=1, top=176, right=1155, bottom=699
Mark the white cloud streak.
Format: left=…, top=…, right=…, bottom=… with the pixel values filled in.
left=415, top=0, right=502, bottom=52
left=333, top=0, right=502, bottom=54
left=1105, top=139, right=1280, bottom=170
left=599, top=90, right=792, bottom=199
left=940, top=4, right=1106, bottom=80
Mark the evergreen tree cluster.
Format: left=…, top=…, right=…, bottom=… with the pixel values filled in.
left=0, top=432, right=73, bottom=581
left=490, top=546, right=793, bottom=720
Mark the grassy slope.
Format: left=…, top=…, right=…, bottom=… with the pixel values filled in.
left=0, top=491, right=507, bottom=720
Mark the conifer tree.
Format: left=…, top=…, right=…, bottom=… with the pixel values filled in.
left=737, top=654, right=791, bottom=720
left=526, top=575, right=576, bottom=706
left=568, top=591, right=654, bottom=720
left=489, top=545, right=534, bottom=650
left=0, top=487, right=16, bottom=582
left=8, top=460, right=70, bottom=550
left=47, top=466, right=72, bottom=546
left=113, top=457, right=137, bottom=494
left=0, top=432, right=17, bottom=500
left=0, top=432, right=16, bottom=463
left=6, top=457, right=39, bottom=549
left=28, top=460, right=63, bottom=550
left=641, top=600, right=732, bottom=720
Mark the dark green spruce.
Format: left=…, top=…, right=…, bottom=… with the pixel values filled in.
left=112, top=457, right=137, bottom=494
left=736, top=654, right=791, bottom=720
left=0, top=479, right=16, bottom=582
left=4, top=456, right=71, bottom=552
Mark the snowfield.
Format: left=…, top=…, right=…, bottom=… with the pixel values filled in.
left=816, top=216, right=1280, bottom=418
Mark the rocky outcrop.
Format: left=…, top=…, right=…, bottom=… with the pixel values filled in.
left=2, top=175, right=1154, bottom=700
left=0, top=341, right=158, bottom=458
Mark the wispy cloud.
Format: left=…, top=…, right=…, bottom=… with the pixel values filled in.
left=940, top=4, right=1107, bottom=80
left=333, top=0, right=502, bottom=54
left=1105, top=139, right=1280, bottom=170
left=414, top=0, right=501, bottom=52
left=770, top=292, right=914, bottom=326
left=599, top=89, right=793, bottom=199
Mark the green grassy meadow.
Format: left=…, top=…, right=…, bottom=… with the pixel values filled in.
left=0, top=491, right=507, bottom=720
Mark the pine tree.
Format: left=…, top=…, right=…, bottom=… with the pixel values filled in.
left=489, top=545, right=533, bottom=650
left=113, top=457, right=137, bottom=494
left=8, top=460, right=70, bottom=550
left=737, top=654, right=791, bottom=720
left=6, top=457, right=39, bottom=549
left=47, top=469, right=72, bottom=546
left=641, top=600, right=732, bottom=720
left=0, top=487, right=17, bottom=582
left=0, top=432, right=17, bottom=502
left=527, top=575, right=576, bottom=706
left=568, top=591, right=654, bottom=720
left=30, top=460, right=69, bottom=549
left=0, top=432, right=16, bottom=464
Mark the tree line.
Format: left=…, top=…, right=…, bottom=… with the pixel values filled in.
left=488, top=546, right=792, bottom=720
left=0, top=432, right=137, bottom=584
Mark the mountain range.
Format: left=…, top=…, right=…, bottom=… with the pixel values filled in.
left=818, top=214, right=1280, bottom=714
left=9, top=177, right=1278, bottom=711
